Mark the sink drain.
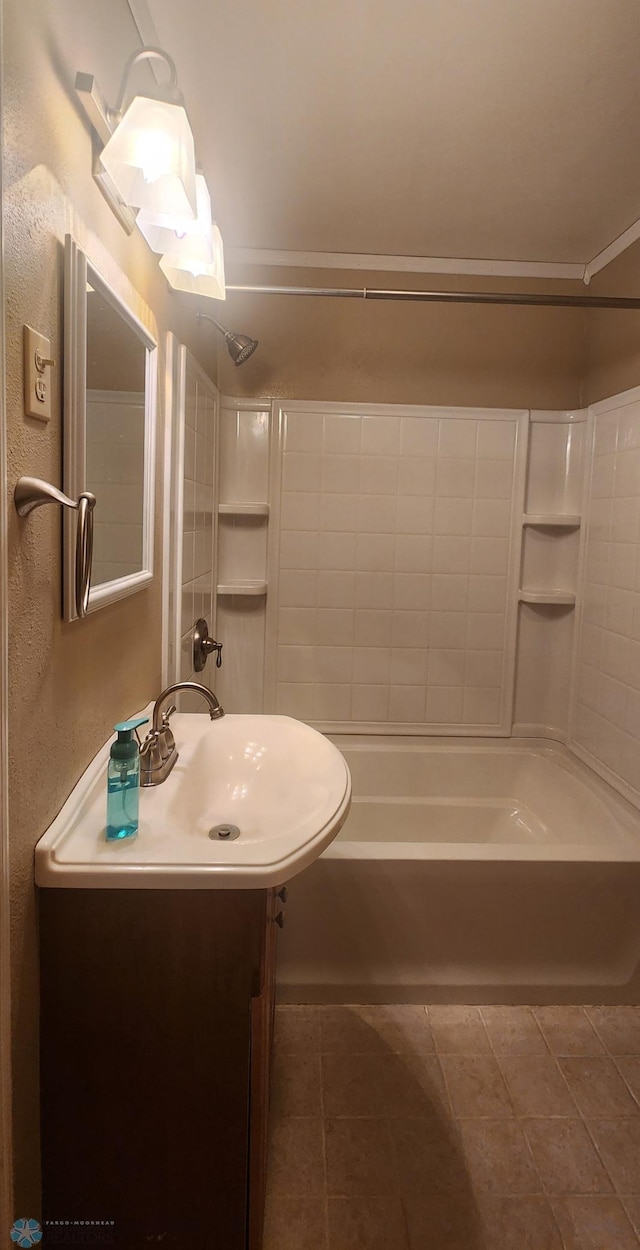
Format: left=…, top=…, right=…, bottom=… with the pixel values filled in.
left=209, top=823, right=241, bottom=841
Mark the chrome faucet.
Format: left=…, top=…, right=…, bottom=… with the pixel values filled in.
left=140, top=681, right=225, bottom=787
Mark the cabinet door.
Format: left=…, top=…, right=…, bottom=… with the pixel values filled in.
left=248, top=886, right=283, bottom=1250
left=40, top=888, right=260, bottom=1250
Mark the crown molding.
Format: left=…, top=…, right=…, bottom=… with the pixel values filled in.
left=228, top=230, right=640, bottom=283
left=226, top=248, right=586, bottom=281
left=583, top=215, right=640, bottom=284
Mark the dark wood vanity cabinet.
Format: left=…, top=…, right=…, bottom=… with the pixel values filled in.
left=39, top=886, right=281, bottom=1250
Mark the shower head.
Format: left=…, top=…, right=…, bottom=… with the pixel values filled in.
left=197, top=312, right=258, bottom=366
left=225, top=331, right=259, bottom=366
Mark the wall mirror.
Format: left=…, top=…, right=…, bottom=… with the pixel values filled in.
left=63, top=234, right=157, bottom=621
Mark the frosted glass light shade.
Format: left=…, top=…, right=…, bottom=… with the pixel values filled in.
left=137, top=174, right=214, bottom=261
left=159, top=225, right=226, bottom=299
left=100, top=96, right=197, bottom=218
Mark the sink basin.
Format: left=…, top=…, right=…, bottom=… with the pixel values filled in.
left=35, top=713, right=351, bottom=889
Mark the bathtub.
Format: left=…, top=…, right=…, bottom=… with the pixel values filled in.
left=277, top=737, right=640, bottom=1005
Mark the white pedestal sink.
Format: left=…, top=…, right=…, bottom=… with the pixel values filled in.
left=36, top=712, right=351, bottom=889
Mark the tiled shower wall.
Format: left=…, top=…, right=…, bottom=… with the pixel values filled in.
left=267, top=406, right=526, bottom=732
left=571, top=390, right=640, bottom=803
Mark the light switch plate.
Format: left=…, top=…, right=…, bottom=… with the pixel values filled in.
left=24, top=324, right=53, bottom=421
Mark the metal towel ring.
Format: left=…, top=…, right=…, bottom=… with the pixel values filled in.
left=14, top=476, right=96, bottom=619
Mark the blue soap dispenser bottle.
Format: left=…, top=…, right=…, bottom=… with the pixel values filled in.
left=106, top=717, right=149, bottom=842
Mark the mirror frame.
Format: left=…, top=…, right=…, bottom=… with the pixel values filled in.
left=63, top=235, right=157, bottom=621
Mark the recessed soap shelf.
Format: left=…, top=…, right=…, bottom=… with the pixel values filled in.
left=519, top=589, right=576, bottom=606
left=218, top=503, right=269, bottom=518
left=522, top=513, right=581, bottom=527
left=217, top=580, right=267, bottom=597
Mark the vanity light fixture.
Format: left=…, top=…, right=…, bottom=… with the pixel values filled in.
left=160, top=223, right=226, bottom=300
left=76, top=47, right=228, bottom=303
left=137, top=172, right=214, bottom=255
left=139, top=171, right=227, bottom=300
left=99, top=48, right=196, bottom=218
left=76, top=46, right=197, bottom=232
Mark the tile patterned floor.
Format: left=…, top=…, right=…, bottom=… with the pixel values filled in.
left=265, top=1005, right=640, bottom=1249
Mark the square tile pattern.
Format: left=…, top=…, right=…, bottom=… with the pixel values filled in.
left=572, top=397, right=640, bottom=801
left=266, top=1004, right=640, bottom=1249
left=274, top=410, right=521, bottom=728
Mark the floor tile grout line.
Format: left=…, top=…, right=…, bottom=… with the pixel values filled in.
left=560, top=1052, right=640, bottom=1117
left=583, top=1006, right=607, bottom=1052
left=382, top=1092, right=406, bottom=1203
left=531, top=1005, right=603, bottom=1063
left=496, top=1022, right=582, bottom=1120
left=621, top=1195, right=640, bottom=1245
left=479, top=1003, right=546, bottom=1057
left=317, top=1045, right=330, bottom=1250
left=584, top=1005, right=640, bottom=1057
left=438, top=1060, right=516, bottom=1121
left=579, top=1113, right=639, bottom=1204
left=470, top=1013, right=520, bottom=1119
left=429, top=1049, right=457, bottom=1122
left=612, top=1055, right=640, bottom=1110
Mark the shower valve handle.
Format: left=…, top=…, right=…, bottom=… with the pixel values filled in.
left=193, top=618, right=223, bottom=672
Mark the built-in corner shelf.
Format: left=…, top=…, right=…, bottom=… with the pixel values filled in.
left=217, top=580, right=268, bottom=598
left=518, top=589, right=576, bottom=606
left=522, top=513, right=581, bottom=528
left=218, top=503, right=270, bottom=518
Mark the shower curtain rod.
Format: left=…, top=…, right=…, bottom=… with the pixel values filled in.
left=226, top=283, right=640, bottom=310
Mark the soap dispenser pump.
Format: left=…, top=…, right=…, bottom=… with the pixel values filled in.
left=106, top=717, right=149, bottom=842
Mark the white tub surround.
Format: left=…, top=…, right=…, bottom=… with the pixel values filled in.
left=277, top=737, right=640, bottom=1004
left=214, top=390, right=639, bottom=807
left=266, top=402, right=528, bottom=735
left=514, top=410, right=586, bottom=742
left=215, top=399, right=592, bottom=745
left=570, top=386, right=640, bottom=811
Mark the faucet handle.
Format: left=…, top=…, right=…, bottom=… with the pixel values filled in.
left=160, top=710, right=177, bottom=755
left=140, top=730, right=164, bottom=775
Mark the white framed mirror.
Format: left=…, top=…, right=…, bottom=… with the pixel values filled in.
left=63, top=234, right=157, bottom=621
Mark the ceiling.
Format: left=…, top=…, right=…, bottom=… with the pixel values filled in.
left=140, top=0, right=640, bottom=266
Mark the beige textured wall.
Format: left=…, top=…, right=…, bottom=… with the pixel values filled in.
left=4, top=0, right=216, bottom=1210
left=217, top=265, right=587, bottom=408
left=583, top=239, right=640, bottom=404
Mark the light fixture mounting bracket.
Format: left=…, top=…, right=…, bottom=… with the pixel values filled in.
left=75, top=71, right=137, bottom=234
